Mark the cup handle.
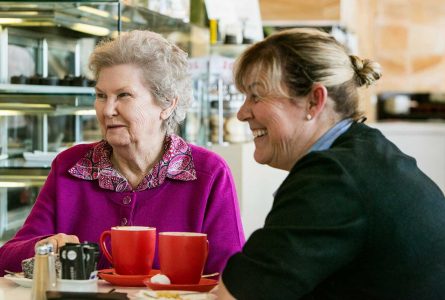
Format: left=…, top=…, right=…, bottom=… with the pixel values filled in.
left=100, top=230, right=113, bottom=263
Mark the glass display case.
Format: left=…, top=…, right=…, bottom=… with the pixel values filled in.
left=183, top=43, right=253, bottom=145
left=183, top=56, right=209, bottom=145
left=182, top=45, right=253, bottom=146
left=0, top=0, right=191, bottom=245
left=0, top=85, right=98, bottom=244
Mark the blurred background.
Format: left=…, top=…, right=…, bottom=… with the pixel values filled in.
left=0, top=0, right=444, bottom=240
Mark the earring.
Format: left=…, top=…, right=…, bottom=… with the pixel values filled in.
left=306, top=114, right=312, bottom=121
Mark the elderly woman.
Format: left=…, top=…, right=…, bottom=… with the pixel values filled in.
left=214, top=28, right=445, bottom=299
left=0, top=30, right=244, bottom=276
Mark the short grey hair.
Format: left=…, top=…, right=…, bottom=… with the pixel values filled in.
left=89, top=30, right=192, bottom=134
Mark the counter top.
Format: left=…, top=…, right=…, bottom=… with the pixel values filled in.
left=370, top=121, right=445, bottom=133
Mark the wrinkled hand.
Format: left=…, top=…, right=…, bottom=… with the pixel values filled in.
left=35, top=233, right=80, bottom=253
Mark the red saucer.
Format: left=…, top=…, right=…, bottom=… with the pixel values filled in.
left=98, top=268, right=160, bottom=287
left=143, top=277, right=218, bottom=293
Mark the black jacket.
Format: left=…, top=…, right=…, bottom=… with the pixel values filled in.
left=223, top=122, right=445, bottom=300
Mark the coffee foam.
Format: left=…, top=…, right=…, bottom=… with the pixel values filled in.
left=112, top=226, right=155, bottom=231
left=159, top=232, right=206, bottom=237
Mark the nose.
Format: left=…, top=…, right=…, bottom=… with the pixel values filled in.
left=101, top=98, right=118, bottom=117
left=237, top=98, right=252, bottom=122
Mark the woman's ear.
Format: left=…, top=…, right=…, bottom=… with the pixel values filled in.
left=160, top=97, right=178, bottom=120
left=306, top=83, right=328, bottom=120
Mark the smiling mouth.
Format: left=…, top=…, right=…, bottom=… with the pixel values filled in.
left=252, top=129, right=267, bottom=138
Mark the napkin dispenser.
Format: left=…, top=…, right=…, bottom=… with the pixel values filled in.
left=60, top=242, right=99, bottom=280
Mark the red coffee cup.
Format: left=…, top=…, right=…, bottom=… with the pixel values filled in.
left=159, top=232, right=209, bottom=284
left=100, top=226, right=156, bottom=275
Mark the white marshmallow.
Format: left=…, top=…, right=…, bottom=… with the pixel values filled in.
left=150, top=274, right=171, bottom=285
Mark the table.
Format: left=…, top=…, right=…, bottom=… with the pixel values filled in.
left=0, top=277, right=143, bottom=299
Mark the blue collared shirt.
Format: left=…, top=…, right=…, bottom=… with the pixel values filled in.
left=308, top=118, right=353, bottom=153
left=273, top=119, right=353, bottom=197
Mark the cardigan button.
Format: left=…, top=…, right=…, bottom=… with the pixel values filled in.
left=121, top=218, right=128, bottom=226
left=122, top=196, right=131, bottom=205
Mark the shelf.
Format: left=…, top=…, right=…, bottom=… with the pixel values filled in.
left=0, top=84, right=94, bottom=95
left=0, top=84, right=96, bottom=109
left=0, top=158, right=52, bottom=170
left=0, top=158, right=50, bottom=186
left=377, top=92, right=445, bottom=122
left=0, top=1, right=120, bottom=37
left=0, top=104, right=96, bottom=115
left=0, top=1, right=190, bottom=37
left=378, top=113, right=445, bottom=121
left=210, top=44, right=250, bottom=58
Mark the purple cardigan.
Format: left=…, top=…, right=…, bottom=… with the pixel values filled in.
left=0, top=142, right=245, bottom=276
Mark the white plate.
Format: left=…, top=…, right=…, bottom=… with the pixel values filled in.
left=131, top=290, right=216, bottom=300
left=4, top=274, right=33, bottom=288
left=56, top=278, right=98, bottom=292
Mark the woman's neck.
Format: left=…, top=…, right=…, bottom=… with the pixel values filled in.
left=110, top=137, right=166, bottom=189
left=283, top=110, right=342, bottom=171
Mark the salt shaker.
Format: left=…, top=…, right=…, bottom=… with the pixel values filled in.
left=47, top=244, right=57, bottom=289
left=31, top=243, right=56, bottom=300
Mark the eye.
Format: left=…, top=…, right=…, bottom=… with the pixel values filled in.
left=96, top=93, right=106, bottom=101
left=250, top=94, right=260, bottom=103
left=118, top=92, right=131, bottom=98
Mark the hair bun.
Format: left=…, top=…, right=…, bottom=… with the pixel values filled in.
left=350, top=55, right=382, bottom=87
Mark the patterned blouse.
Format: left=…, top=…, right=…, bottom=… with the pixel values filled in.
left=68, top=134, right=197, bottom=192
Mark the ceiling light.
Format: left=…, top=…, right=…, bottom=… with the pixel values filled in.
left=78, top=6, right=110, bottom=18
left=0, top=18, right=23, bottom=24
left=0, top=11, right=39, bottom=16
left=0, top=110, right=25, bottom=116
left=74, top=109, right=96, bottom=116
left=70, top=23, right=110, bottom=36
left=0, top=103, right=52, bottom=109
left=0, top=182, right=27, bottom=188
